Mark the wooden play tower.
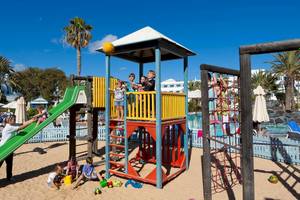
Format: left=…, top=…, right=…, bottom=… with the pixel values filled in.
left=98, top=26, right=195, bottom=188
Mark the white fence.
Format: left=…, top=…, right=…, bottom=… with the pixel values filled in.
left=27, top=126, right=300, bottom=165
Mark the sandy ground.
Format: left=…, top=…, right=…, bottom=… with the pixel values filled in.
left=0, top=141, right=299, bottom=200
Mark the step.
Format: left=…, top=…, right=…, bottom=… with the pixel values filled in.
left=110, top=152, right=125, bottom=158
left=110, top=135, right=125, bottom=139
left=109, top=144, right=125, bottom=148
left=110, top=119, right=124, bottom=122
left=109, top=161, right=125, bottom=167
left=109, top=126, right=124, bottom=130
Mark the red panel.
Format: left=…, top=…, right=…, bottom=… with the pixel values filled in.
left=127, top=162, right=140, bottom=177
left=145, top=167, right=168, bottom=182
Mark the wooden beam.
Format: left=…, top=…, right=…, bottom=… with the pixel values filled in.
left=200, top=64, right=240, bottom=76
left=201, top=69, right=212, bottom=200
left=101, top=40, right=159, bottom=55
left=239, top=39, right=300, bottom=55
left=69, top=106, right=77, bottom=159
left=240, top=54, right=254, bottom=200
left=92, top=108, right=99, bottom=155
left=159, top=39, right=195, bottom=58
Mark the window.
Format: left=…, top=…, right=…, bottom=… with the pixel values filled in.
left=176, top=84, right=181, bottom=87
left=169, top=84, right=174, bottom=88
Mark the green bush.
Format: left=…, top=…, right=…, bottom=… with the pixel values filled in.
left=27, top=108, right=38, bottom=119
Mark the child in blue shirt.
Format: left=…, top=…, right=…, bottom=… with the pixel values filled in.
left=73, top=157, right=104, bottom=189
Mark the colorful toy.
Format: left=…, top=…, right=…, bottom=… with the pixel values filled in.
left=100, top=179, right=107, bottom=188
left=125, top=179, right=143, bottom=189
left=94, top=187, right=102, bottom=195
left=102, top=42, right=114, bottom=54
left=64, top=175, right=72, bottom=186
left=107, top=180, right=113, bottom=188
left=268, top=175, right=278, bottom=184
left=112, top=179, right=123, bottom=187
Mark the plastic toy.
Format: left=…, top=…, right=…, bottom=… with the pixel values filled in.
left=112, top=179, right=123, bottom=187
left=125, top=179, right=143, bottom=189
left=100, top=179, right=108, bottom=188
left=268, top=175, right=278, bottom=184
left=94, top=187, right=102, bottom=195
left=102, top=42, right=114, bottom=54
left=107, top=180, right=113, bottom=188
left=64, top=175, right=72, bottom=186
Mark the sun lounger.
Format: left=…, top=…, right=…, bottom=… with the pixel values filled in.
left=287, top=121, right=300, bottom=140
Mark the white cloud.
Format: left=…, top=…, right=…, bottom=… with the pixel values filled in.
left=88, top=34, right=118, bottom=53
left=51, top=35, right=70, bottom=48
left=14, top=64, right=26, bottom=71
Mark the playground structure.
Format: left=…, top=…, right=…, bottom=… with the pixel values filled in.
left=0, top=27, right=195, bottom=189
left=201, top=39, right=300, bottom=200
left=98, top=26, right=195, bottom=188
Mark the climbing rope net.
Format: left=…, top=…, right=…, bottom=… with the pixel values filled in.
left=208, top=72, right=242, bottom=193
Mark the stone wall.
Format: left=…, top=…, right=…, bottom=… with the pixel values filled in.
left=267, top=101, right=300, bottom=124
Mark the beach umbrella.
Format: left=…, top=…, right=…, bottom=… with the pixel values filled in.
left=15, top=97, right=26, bottom=124
left=3, top=101, right=17, bottom=112
left=253, top=85, right=269, bottom=123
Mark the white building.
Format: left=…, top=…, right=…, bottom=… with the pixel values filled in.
left=251, top=69, right=300, bottom=101
left=161, top=79, right=184, bottom=93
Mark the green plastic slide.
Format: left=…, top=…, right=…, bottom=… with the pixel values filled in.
left=0, top=85, right=85, bottom=162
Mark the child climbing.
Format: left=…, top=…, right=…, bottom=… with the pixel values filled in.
left=72, top=157, right=104, bottom=189
left=47, top=164, right=64, bottom=189
left=34, top=106, right=48, bottom=127
left=114, top=80, right=126, bottom=120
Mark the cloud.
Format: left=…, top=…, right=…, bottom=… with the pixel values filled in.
left=88, top=34, right=118, bottom=53
left=51, top=35, right=69, bottom=48
left=14, top=64, right=26, bottom=71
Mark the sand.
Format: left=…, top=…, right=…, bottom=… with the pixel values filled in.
left=0, top=141, right=299, bottom=200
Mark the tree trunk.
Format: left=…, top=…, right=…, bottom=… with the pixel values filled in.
left=285, top=76, right=294, bottom=111
left=77, top=47, right=81, bottom=76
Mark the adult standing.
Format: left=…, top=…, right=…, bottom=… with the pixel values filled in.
left=0, top=115, right=36, bottom=181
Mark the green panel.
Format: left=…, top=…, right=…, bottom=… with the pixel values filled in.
left=0, top=85, right=85, bottom=161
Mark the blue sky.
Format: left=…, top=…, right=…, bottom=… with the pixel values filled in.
left=0, top=0, right=299, bottom=81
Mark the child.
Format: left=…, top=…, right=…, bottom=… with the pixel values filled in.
left=146, top=70, right=156, bottom=91
left=47, top=165, right=64, bottom=189
left=126, top=73, right=137, bottom=92
left=73, top=157, right=104, bottom=189
left=0, top=115, right=37, bottom=181
left=35, top=106, right=48, bottom=127
left=114, top=80, right=126, bottom=120
left=137, top=76, right=148, bottom=92
left=65, top=156, right=79, bottom=180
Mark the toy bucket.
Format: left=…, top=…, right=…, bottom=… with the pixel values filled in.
left=64, top=175, right=72, bottom=186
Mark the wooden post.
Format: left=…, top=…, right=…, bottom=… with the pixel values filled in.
left=86, top=80, right=93, bottom=157
left=155, top=47, right=162, bottom=188
left=240, top=54, right=254, bottom=200
left=92, top=108, right=99, bottom=155
left=183, top=57, right=189, bottom=169
left=69, top=106, right=76, bottom=159
left=201, top=69, right=212, bottom=200
left=139, top=63, right=144, bottom=81
left=105, top=55, right=111, bottom=179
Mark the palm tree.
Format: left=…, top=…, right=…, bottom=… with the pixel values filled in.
left=0, top=56, right=17, bottom=101
left=64, top=17, right=92, bottom=76
left=269, top=51, right=300, bottom=111
left=251, top=70, right=278, bottom=99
